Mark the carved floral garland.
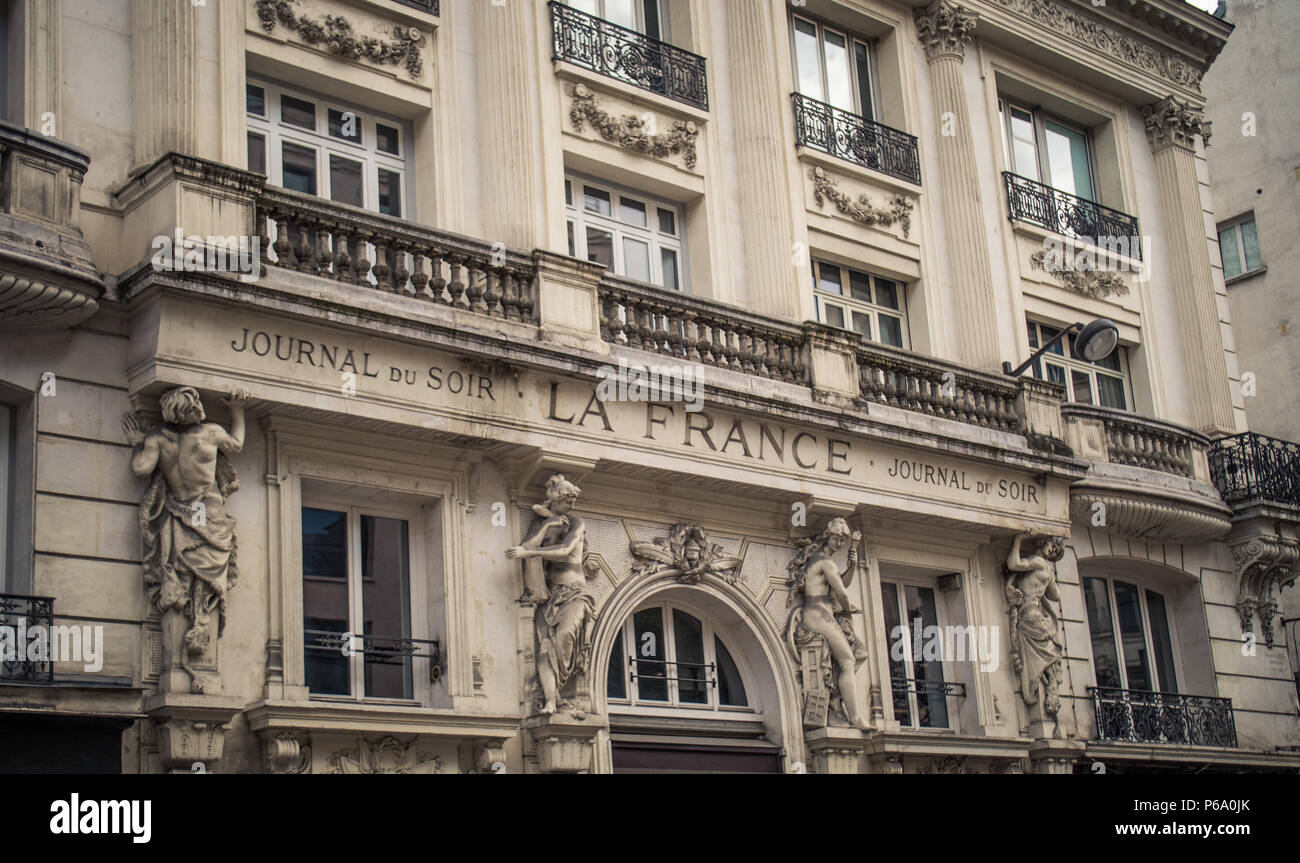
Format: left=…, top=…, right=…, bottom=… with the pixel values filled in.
left=1029, top=249, right=1130, bottom=300
left=569, top=84, right=699, bottom=170
left=256, top=0, right=425, bottom=80
left=810, top=167, right=914, bottom=238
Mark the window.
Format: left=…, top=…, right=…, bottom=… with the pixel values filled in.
left=246, top=80, right=408, bottom=218
left=567, top=0, right=666, bottom=40
left=1083, top=577, right=1179, bottom=693
left=565, top=175, right=684, bottom=290
left=607, top=602, right=750, bottom=711
left=880, top=581, right=949, bottom=728
left=999, top=98, right=1095, bottom=201
left=301, top=502, right=427, bottom=701
left=1026, top=320, right=1131, bottom=410
left=812, top=259, right=908, bottom=348
left=791, top=15, right=875, bottom=119
left=1217, top=214, right=1264, bottom=280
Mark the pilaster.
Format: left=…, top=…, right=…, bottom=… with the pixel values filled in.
left=131, top=0, right=202, bottom=169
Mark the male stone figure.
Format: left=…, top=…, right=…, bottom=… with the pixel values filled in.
left=1005, top=530, right=1065, bottom=729
left=506, top=475, right=595, bottom=716
left=787, top=518, right=870, bottom=729
left=122, top=387, right=249, bottom=694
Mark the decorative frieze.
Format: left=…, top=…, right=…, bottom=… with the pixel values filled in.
left=915, top=1, right=978, bottom=61
left=325, top=736, right=442, bottom=774
left=810, top=168, right=915, bottom=238
left=1142, top=96, right=1212, bottom=152
left=629, top=523, right=743, bottom=585
left=1028, top=249, right=1130, bottom=300
left=568, top=84, right=699, bottom=170
left=255, top=0, right=425, bottom=80
left=1231, top=535, right=1300, bottom=647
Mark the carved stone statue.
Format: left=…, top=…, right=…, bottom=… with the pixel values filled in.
left=123, top=386, right=249, bottom=694
left=1005, top=530, right=1065, bottom=729
left=785, top=518, right=869, bottom=730
left=506, top=475, right=596, bottom=717
left=630, top=522, right=743, bottom=585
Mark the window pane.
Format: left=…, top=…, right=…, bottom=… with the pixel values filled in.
left=817, top=263, right=843, bottom=295
left=246, top=84, right=266, bottom=116
left=879, top=582, right=911, bottom=724
left=1045, top=363, right=1067, bottom=387
left=566, top=221, right=575, bottom=257
left=570, top=0, right=599, bottom=14
left=376, top=123, right=400, bottom=156
left=823, top=29, right=853, bottom=112
left=657, top=207, right=676, bottom=236
left=879, top=314, right=903, bottom=347
left=1044, top=120, right=1093, bottom=201
left=854, top=42, right=872, bottom=120
left=851, top=310, right=871, bottom=339
left=1083, top=578, right=1122, bottom=689
left=1145, top=590, right=1178, bottom=693
left=848, top=270, right=872, bottom=302
left=672, top=610, right=708, bottom=704
left=604, top=0, right=637, bottom=30
left=715, top=636, right=747, bottom=706
left=904, top=585, right=947, bottom=728
left=825, top=304, right=845, bottom=329
left=247, top=132, right=266, bottom=176
left=874, top=277, right=900, bottom=309
left=660, top=248, right=680, bottom=292
left=619, top=197, right=647, bottom=227
left=281, top=142, right=317, bottom=195
left=585, top=226, right=613, bottom=269
left=329, top=155, right=364, bottom=208
left=1027, top=320, right=1040, bottom=349
left=642, top=0, right=661, bottom=40
left=1040, top=325, right=1064, bottom=355
left=378, top=169, right=401, bottom=217
left=328, top=108, right=362, bottom=143
left=607, top=630, right=627, bottom=700
left=1240, top=218, right=1262, bottom=271
left=281, top=94, right=316, bottom=130
left=565, top=179, right=572, bottom=207
left=623, top=237, right=651, bottom=282
left=633, top=608, right=668, bottom=701
left=302, top=507, right=349, bottom=696
left=1096, top=374, right=1127, bottom=410
left=360, top=515, right=411, bottom=699
left=583, top=186, right=611, bottom=216
left=793, top=18, right=824, bottom=102
left=1113, top=581, right=1152, bottom=691
left=1070, top=370, right=1094, bottom=405
left=1009, top=107, right=1039, bottom=181
left=1218, top=227, right=1243, bottom=278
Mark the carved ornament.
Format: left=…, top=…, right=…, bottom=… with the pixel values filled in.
left=1142, top=96, right=1212, bottom=153
left=1230, top=535, right=1300, bottom=647
left=256, top=0, right=425, bottom=80
left=810, top=168, right=914, bottom=238
left=325, top=736, right=442, bottom=774
left=1029, top=249, right=1130, bottom=300
left=629, top=522, right=743, bottom=585
left=569, top=84, right=698, bottom=170
left=915, top=1, right=977, bottom=61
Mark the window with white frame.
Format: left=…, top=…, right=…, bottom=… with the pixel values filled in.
left=567, top=0, right=667, bottom=40
left=606, top=601, right=750, bottom=711
left=1083, top=576, right=1179, bottom=693
left=879, top=580, right=950, bottom=728
left=999, top=98, right=1096, bottom=202
left=812, top=259, right=908, bottom=348
left=566, top=175, right=684, bottom=291
left=301, top=499, right=432, bottom=701
left=1217, top=213, right=1264, bottom=280
left=247, top=80, right=408, bottom=218
left=1026, top=319, right=1131, bottom=410
left=790, top=14, right=876, bottom=120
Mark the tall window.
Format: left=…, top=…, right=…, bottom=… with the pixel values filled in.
left=812, top=259, right=908, bottom=348
left=1083, top=577, right=1179, bottom=693
left=301, top=503, right=418, bottom=700
left=999, top=98, right=1095, bottom=201
left=1026, top=320, right=1131, bottom=410
left=607, top=602, right=749, bottom=711
left=247, top=80, right=408, bottom=218
left=1217, top=214, right=1264, bottom=280
left=568, top=0, right=666, bottom=39
left=791, top=15, right=875, bottom=119
left=566, top=175, right=684, bottom=291
left=880, top=581, right=949, bottom=728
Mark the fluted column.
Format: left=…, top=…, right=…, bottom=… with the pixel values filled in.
left=132, top=0, right=201, bottom=168
left=915, top=1, right=1000, bottom=370
left=726, top=0, right=798, bottom=320
left=1142, top=97, right=1235, bottom=435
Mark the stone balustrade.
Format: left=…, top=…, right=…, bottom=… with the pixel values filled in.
left=1062, top=403, right=1207, bottom=480
left=857, top=341, right=1020, bottom=432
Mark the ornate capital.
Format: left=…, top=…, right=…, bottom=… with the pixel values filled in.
left=1142, top=97, right=1212, bottom=153
left=1230, top=534, right=1300, bottom=647
left=915, top=1, right=977, bottom=62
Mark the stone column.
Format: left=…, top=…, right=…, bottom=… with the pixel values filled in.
left=914, top=2, right=1000, bottom=370
left=1142, top=97, right=1236, bottom=434
left=131, top=0, right=201, bottom=169
left=725, top=0, right=799, bottom=320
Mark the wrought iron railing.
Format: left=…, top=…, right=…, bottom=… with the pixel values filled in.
left=891, top=677, right=966, bottom=698
left=1090, top=686, right=1237, bottom=747
left=305, top=629, right=443, bottom=681
left=1003, top=172, right=1141, bottom=259
left=0, top=593, right=54, bottom=683
left=858, top=340, right=1020, bottom=432
left=628, top=656, right=716, bottom=687
left=392, top=0, right=438, bottom=14
left=550, top=1, right=708, bottom=110
left=792, top=93, right=921, bottom=186
left=1209, top=432, right=1300, bottom=508
left=1062, top=404, right=1207, bottom=480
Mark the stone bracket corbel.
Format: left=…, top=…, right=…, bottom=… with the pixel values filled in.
left=1231, top=534, right=1300, bottom=647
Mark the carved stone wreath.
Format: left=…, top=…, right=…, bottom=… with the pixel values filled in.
left=256, top=0, right=425, bottom=80
left=1029, top=249, right=1129, bottom=300
left=810, top=167, right=914, bottom=238
left=569, top=84, right=699, bottom=170
left=629, top=522, right=742, bottom=585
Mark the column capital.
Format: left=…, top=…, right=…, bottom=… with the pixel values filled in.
left=915, top=1, right=978, bottom=62
left=1142, top=96, right=1212, bottom=153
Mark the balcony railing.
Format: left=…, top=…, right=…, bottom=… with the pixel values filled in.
left=891, top=677, right=967, bottom=698
left=1003, top=172, right=1141, bottom=259
left=306, top=628, right=444, bottom=681
left=1090, top=686, right=1237, bottom=747
left=792, top=93, right=921, bottom=186
left=858, top=341, right=1020, bottom=432
left=255, top=186, right=539, bottom=323
left=550, top=1, right=708, bottom=110
left=1209, top=432, right=1300, bottom=508
left=1062, top=403, right=1205, bottom=480
left=1, top=593, right=54, bottom=683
